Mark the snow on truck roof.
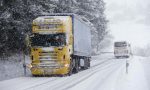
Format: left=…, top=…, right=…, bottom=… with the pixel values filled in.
left=33, top=13, right=92, bottom=27
left=33, top=13, right=76, bottom=23
left=33, top=16, right=70, bottom=24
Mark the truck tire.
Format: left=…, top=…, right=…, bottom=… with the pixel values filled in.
left=115, top=56, right=119, bottom=59
left=72, top=58, right=78, bottom=73
left=84, top=59, right=88, bottom=70
left=126, top=56, right=129, bottom=58
left=87, top=58, right=90, bottom=68
left=81, top=58, right=90, bottom=70
left=68, top=70, right=72, bottom=76
left=68, top=59, right=73, bottom=76
left=75, top=59, right=79, bottom=73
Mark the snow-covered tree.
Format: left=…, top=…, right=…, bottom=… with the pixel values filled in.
left=54, top=0, right=108, bottom=54
left=0, top=0, right=107, bottom=56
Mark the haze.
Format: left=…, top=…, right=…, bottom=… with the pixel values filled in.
left=104, top=0, right=150, bottom=48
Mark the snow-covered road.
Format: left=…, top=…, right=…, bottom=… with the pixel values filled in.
left=0, top=54, right=150, bottom=90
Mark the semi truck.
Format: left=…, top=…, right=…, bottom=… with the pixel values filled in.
left=114, top=41, right=131, bottom=58
left=27, top=13, right=91, bottom=76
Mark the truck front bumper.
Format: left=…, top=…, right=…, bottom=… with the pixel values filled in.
left=30, top=64, right=69, bottom=75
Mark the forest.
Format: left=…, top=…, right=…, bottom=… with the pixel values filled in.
left=0, top=0, right=108, bottom=56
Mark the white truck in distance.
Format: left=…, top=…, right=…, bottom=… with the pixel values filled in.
left=114, top=41, right=131, bottom=58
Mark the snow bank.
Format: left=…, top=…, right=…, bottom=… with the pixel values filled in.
left=0, top=54, right=31, bottom=81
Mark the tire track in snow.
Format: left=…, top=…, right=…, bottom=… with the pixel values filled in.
left=21, top=78, right=59, bottom=90
left=90, top=58, right=112, bottom=68
left=21, top=58, right=112, bottom=90
left=92, top=63, right=125, bottom=90
left=27, top=59, right=124, bottom=90
left=0, top=56, right=123, bottom=90
left=63, top=61, right=124, bottom=90
left=0, top=77, right=58, bottom=90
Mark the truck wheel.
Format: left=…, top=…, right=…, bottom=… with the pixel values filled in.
left=68, top=60, right=73, bottom=76
left=82, top=58, right=90, bottom=70
left=68, top=68, right=72, bottom=76
left=32, top=75, right=39, bottom=77
left=88, top=58, right=90, bottom=68
left=115, top=56, right=119, bottom=59
left=84, top=59, right=88, bottom=70
left=75, top=59, right=79, bottom=73
left=126, top=56, right=129, bottom=58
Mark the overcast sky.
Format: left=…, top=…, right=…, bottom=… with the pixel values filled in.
left=104, top=0, right=150, bottom=48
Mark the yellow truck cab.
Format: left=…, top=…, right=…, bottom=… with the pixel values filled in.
left=29, top=14, right=91, bottom=76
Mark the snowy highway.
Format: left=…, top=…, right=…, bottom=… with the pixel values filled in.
left=0, top=54, right=150, bottom=90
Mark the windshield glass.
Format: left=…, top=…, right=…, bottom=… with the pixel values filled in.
left=30, top=33, right=66, bottom=47
left=114, top=42, right=127, bottom=47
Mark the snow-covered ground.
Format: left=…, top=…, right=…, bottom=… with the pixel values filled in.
left=139, top=57, right=150, bottom=89
left=0, top=54, right=30, bottom=81
left=0, top=53, right=150, bottom=90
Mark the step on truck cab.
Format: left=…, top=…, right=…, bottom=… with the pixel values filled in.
left=27, top=13, right=91, bottom=76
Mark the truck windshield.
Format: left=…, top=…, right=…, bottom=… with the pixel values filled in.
left=114, top=42, right=127, bottom=47
left=30, top=33, right=66, bottom=47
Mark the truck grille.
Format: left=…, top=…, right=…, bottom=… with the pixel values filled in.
left=38, top=51, right=60, bottom=67
left=39, top=51, right=57, bottom=61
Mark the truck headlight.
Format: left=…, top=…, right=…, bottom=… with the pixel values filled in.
left=26, top=64, right=32, bottom=69
left=64, top=64, right=69, bottom=67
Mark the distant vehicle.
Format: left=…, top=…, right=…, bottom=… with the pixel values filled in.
left=114, top=41, right=131, bottom=58
left=26, top=13, right=91, bottom=76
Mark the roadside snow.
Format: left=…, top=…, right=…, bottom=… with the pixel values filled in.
left=0, top=54, right=150, bottom=90
left=0, top=54, right=31, bottom=81
left=139, top=56, right=150, bottom=89
left=121, top=56, right=149, bottom=90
